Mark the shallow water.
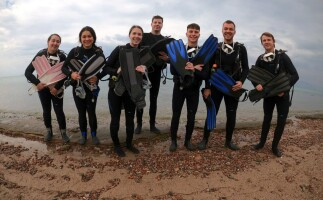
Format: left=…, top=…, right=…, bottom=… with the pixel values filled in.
left=1, top=75, right=323, bottom=123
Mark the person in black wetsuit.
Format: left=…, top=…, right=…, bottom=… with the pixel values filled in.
left=198, top=20, right=249, bottom=151
left=61, top=26, right=104, bottom=145
left=98, top=25, right=146, bottom=157
left=135, top=15, right=169, bottom=134
left=253, top=32, right=299, bottom=157
left=169, top=23, right=209, bottom=152
left=25, top=33, right=70, bottom=143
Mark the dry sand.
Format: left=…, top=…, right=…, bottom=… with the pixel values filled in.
left=0, top=112, right=322, bottom=200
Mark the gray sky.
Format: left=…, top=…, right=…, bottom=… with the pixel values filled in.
left=1, top=0, right=323, bottom=89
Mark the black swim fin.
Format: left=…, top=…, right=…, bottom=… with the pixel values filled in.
left=119, top=47, right=146, bottom=109
left=150, top=37, right=174, bottom=56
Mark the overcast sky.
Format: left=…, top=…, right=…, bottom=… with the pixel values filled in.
left=1, top=0, right=323, bottom=88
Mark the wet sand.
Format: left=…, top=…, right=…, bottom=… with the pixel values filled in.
left=0, top=112, right=322, bottom=200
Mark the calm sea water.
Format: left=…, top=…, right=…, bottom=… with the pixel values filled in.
left=1, top=75, right=322, bottom=123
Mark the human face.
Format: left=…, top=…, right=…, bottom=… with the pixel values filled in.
left=129, top=27, right=143, bottom=47
left=151, top=19, right=163, bottom=34
left=47, top=35, right=61, bottom=54
left=81, top=31, right=94, bottom=49
left=186, top=28, right=200, bottom=46
left=261, top=35, right=275, bottom=53
left=222, top=23, right=236, bottom=43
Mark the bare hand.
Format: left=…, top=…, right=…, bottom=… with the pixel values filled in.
left=232, top=81, right=242, bottom=91
left=117, top=67, right=121, bottom=74
left=212, top=64, right=218, bottom=68
left=256, top=84, right=263, bottom=91
left=50, top=88, right=58, bottom=96
left=136, top=65, right=146, bottom=74
left=194, top=64, right=204, bottom=71
left=71, top=72, right=81, bottom=80
left=278, top=92, right=284, bottom=97
left=36, top=82, right=46, bottom=91
left=88, top=76, right=97, bottom=84
left=158, top=51, right=169, bottom=61
left=203, top=89, right=211, bottom=99
left=185, top=62, right=195, bottom=71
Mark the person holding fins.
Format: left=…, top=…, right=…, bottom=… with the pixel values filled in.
left=25, top=33, right=70, bottom=143
left=62, top=26, right=105, bottom=145
left=98, top=25, right=146, bottom=157
left=135, top=15, right=168, bottom=135
left=168, top=23, right=209, bottom=152
left=252, top=32, right=299, bottom=157
left=198, top=20, right=249, bottom=151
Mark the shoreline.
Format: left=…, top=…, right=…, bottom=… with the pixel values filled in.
left=0, top=115, right=322, bottom=199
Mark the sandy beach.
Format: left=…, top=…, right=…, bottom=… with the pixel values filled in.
left=0, top=112, right=322, bottom=199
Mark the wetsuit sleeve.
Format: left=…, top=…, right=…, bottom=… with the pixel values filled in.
left=240, top=45, right=249, bottom=83
left=282, top=53, right=299, bottom=86
left=25, top=54, right=40, bottom=86
left=194, top=62, right=209, bottom=80
left=250, top=56, right=263, bottom=87
left=61, top=49, right=75, bottom=77
left=98, top=46, right=120, bottom=78
left=205, top=52, right=218, bottom=89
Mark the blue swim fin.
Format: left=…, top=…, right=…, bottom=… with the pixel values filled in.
left=210, top=68, right=247, bottom=98
left=202, top=88, right=216, bottom=131
left=191, top=34, right=218, bottom=65
left=166, top=39, right=194, bottom=88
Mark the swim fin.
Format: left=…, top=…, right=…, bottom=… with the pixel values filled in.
left=166, top=39, right=194, bottom=88
left=201, top=88, right=216, bottom=131
left=247, top=65, right=275, bottom=85
left=210, top=68, right=247, bottom=98
left=150, top=37, right=174, bottom=56
left=119, top=47, right=146, bottom=109
left=191, top=34, right=218, bottom=65
left=78, top=54, right=106, bottom=81
left=249, top=72, right=291, bottom=102
left=139, top=47, right=156, bottom=68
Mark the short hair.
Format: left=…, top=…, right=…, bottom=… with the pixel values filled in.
left=223, top=20, right=236, bottom=28
left=48, top=33, right=61, bottom=43
left=187, top=23, right=200, bottom=31
left=79, top=26, right=96, bottom=44
left=152, top=15, right=163, bottom=23
left=260, top=32, right=275, bottom=43
left=129, top=25, right=144, bottom=36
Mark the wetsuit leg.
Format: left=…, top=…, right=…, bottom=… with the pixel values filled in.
left=272, top=94, right=290, bottom=149
left=259, top=96, right=276, bottom=145
left=51, top=94, right=66, bottom=129
left=73, top=87, right=87, bottom=132
left=148, top=69, right=162, bottom=126
left=108, top=89, right=122, bottom=146
left=123, top=92, right=136, bottom=146
left=38, top=88, right=52, bottom=128
left=84, top=88, right=97, bottom=133
left=185, top=87, right=199, bottom=142
left=170, top=84, right=185, bottom=141
left=223, top=95, right=239, bottom=143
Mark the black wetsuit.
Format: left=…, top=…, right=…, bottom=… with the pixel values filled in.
left=25, top=49, right=67, bottom=130
left=170, top=46, right=209, bottom=144
left=98, top=43, right=144, bottom=147
left=61, top=46, right=104, bottom=134
left=203, top=42, right=249, bottom=144
left=136, top=33, right=166, bottom=127
left=254, top=49, right=299, bottom=149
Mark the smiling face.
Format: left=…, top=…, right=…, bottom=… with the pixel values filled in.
left=261, top=35, right=275, bottom=53
left=129, top=27, right=143, bottom=47
left=222, top=22, right=236, bottom=44
left=151, top=18, right=163, bottom=34
left=81, top=30, right=94, bottom=49
left=186, top=28, right=200, bottom=46
left=47, top=34, right=61, bottom=54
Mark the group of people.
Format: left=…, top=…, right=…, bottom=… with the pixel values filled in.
left=25, top=15, right=299, bottom=158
